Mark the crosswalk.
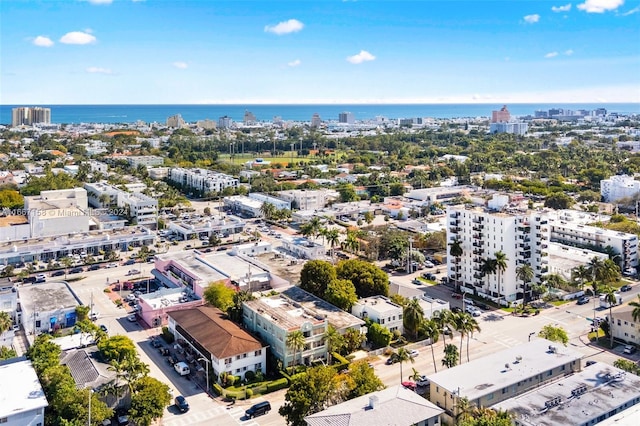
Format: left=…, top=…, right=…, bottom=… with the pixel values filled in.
left=475, top=329, right=523, bottom=349
left=162, top=405, right=260, bottom=426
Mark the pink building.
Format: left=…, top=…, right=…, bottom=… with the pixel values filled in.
left=491, top=105, right=511, bottom=123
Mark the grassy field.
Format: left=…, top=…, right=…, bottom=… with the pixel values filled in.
left=219, top=150, right=344, bottom=166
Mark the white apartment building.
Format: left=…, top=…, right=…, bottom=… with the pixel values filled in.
left=0, top=358, right=48, bottom=426
left=88, top=160, right=108, bottom=173
left=446, top=206, right=551, bottom=305
left=280, top=237, right=326, bottom=260
left=84, top=182, right=158, bottom=228
left=277, top=189, right=337, bottom=211
left=247, top=193, right=291, bottom=210
left=126, top=155, right=164, bottom=167
left=166, top=114, right=186, bottom=128
left=489, top=122, right=529, bottom=135
left=169, top=168, right=239, bottom=195
left=352, top=296, right=404, bottom=334
left=606, top=304, right=640, bottom=346
left=548, top=215, right=638, bottom=275
left=600, top=174, right=640, bottom=202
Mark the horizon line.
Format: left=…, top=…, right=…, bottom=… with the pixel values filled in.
left=3, top=101, right=639, bottom=106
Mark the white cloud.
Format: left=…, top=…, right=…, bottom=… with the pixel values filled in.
left=346, top=50, right=376, bottom=64
left=85, top=0, right=113, bottom=4
left=545, top=51, right=559, bottom=58
left=524, top=14, right=540, bottom=23
left=86, top=67, right=112, bottom=74
left=172, top=62, right=188, bottom=69
left=577, top=0, right=624, bottom=13
left=60, top=31, right=96, bottom=45
left=564, top=49, right=574, bottom=55
left=621, top=5, right=639, bottom=15
left=552, top=4, right=572, bottom=12
left=264, top=19, right=304, bottom=35
left=33, top=36, right=54, bottom=47
left=287, top=59, right=301, bottom=67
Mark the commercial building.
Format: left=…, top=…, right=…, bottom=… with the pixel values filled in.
left=136, top=286, right=204, bottom=327
left=242, top=287, right=366, bottom=366
left=11, top=106, right=51, bottom=126
left=493, top=364, right=640, bottom=426
left=223, top=194, right=290, bottom=218
left=168, top=168, right=239, bottom=195
left=167, top=215, right=245, bottom=241
left=427, top=339, right=582, bottom=424
left=338, top=111, right=355, bottom=124
left=0, top=357, right=48, bottom=425
left=305, top=385, right=443, bottom=426
left=168, top=306, right=267, bottom=381
left=17, top=282, right=81, bottom=337
left=600, top=174, right=640, bottom=203
left=446, top=205, right=550, bottom=305
left=491, top=105, right=511, bottom=123
left=277, top=189, right=337, bottom=211
left=311, top=113, right=322, bottom=128
left=548, top=212, right=638, bottom=274
left=21, top=188, right=91, bottom=238
left=218, top=116, right=232, bottom=128
left=351, top=296, right=404, bottom=334
left=405, top=186, right=475, bottom=204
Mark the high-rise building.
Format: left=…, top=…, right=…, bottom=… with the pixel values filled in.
left=166, top=114, right=186, bottom=128
left=218, top=115, right=232, bottom=129
left=338, top=111, right=354, bottom=124
left=491, top=105, right=511, bottom=123
left=311, top=113, right=322, bottom=128
left=243, top=110, right=257, bottom=124
left=11, top=107, right=51, bottom=126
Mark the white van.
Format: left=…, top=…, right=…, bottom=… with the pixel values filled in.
left=174, top=361, right=190, bottom=376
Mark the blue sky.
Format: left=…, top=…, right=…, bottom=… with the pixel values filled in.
left=1, top=0, right=639, bottom=104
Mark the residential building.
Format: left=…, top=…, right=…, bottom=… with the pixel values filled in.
left=88, top=160, right=108, bottom=173
left=12, top=106, right=51, bottom=126
left=84, top=182, right=158, bottom=228
left=600, top=174, right=640, bottom=202
left=168, top=168, right=239, bottom=195
left=247, top=193, right=291, bottom=210
left=305, top=385, right=443, bottom=426
left=446, top=205, right=551, bottom=305
left=148, top=167, right=169, bottom=180
left=338, top=112, right=355, bottom=124
left=218, top=115, right=232, bottom=128
left=0, top=357, right=48, bottom=425
left=223, top=193, right=290, bottom=218
left=605, top=304, right=640, bottom=346
left=59, top=347, right=117, bottom=390
left=405, top=186, right=475, bottom=204
left=196, top=119, right=217, bottom=130
left=168, top=306, right=267, bottom=381
left=244, top=110, right=257, bottom=124
left=18, top=282, right=81, bottom=337
left=166, top=114, right=186, bottom=128
left=280, top=236, right=326, bottom=260
left=351, top=296, right=404, bottom=334
left=548, top=212, right=638, bottom=274
left=427, top=339, right=582, bottom=424
left=416, top=295, right=450, bottom=319
left=311, top=113, right=322, bottom=128
left=242, top=287, right=366, bottom=366
left=491, top=105, right=511, bottom=123
left=136, top=286, right=204, bottom=327
left=277, top=189, right=337, bottom=211
left=489, top=121, right=529, bottom=135
left=493, top=364, right=640, bottom=426
left=126, top=155, right=164, bottom=168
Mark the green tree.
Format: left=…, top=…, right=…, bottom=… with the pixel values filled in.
left=442, top=343, right=459, bottom=368
left=538, top=324, right=569, bottom=346
left=203, top=281, right=235, bottom=312
left=449, top=239, right=463, bottom=291
left=27, top=334, right=62, bottom=375
left=629, top=295, right=640, bottom=322
left=286, top=330, right=306, bottom=368
left=260, top=201, right=276, bottom=220
left=544, top=192, right=574, bottom=209
left=572, top=265, right=592, bottom=291
left=403, top=298, right=425, bottom=340
left=613, top=358, right=640, bottom=375
left=342, top=328, right=366, bottom=354
left=602, top=286, right=619, bottom=348
left=516, top=264, right=534, bottom=307
left=493, top=251, right=508, bottom=303
left=300, top=260, right=336, bottom=297
left=390, top=347, right=414, bottom=383
left=336, top=259, right=389, bottom=297
left=346, top=360, right=385, bottom=399
left=337, top=183, right=358, bottom=202
left=422, top=319, right=440, bottom=373
left=363, top=211, right=374, bottom=224
left=460, top=313, right=481, bottom=363
left=325, top=228, right=341, bottom=264
left=0, top=346, right=17, bottom=360
left=0, top=311, right=11, bottom=334
left=323, top=325, right=345, bottom=364
left=279, top=365, right=339, bottom=426
left=97, top=335, right=137, bottom=362
left=323, top=279, right=358, bottom=311
left=129, top=376, right=171, bottom=426
left=367, top=322, right=393, bottom=348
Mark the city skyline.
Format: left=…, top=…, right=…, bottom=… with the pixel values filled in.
left=1, top=0, right=639, bottom=105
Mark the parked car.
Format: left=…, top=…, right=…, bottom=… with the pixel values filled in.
left=422, top=273, right=436, bottom=280
left=245, top=401, right=271, bottom=419
left=412, top=278, right=422, bottom=285
left=158, top=347, right=170, bottom=356
left=386, top=357, right=398, bottom=365
left=99, top=324, right=108, bottom=333
left=90, top=312, right=99, bottom=321
left=451, top=306, right=462, bottom=314
left=623, top=345, right=637, bottom=354
left=70, top=267, right=84, bottom=274
left=51, top=270, right=65, bottom=277
left=401, top=381, right=417, bottom=391
left=128, top=269, right=140, bottom=276
left=409, top=349, right=419, bottom=357
left=476, top=302, right=490, bottom=310
left=126, top=314, right=137, bottom=322
left=416, top=375, right=429, bottom=386
left=106, top=263, right=118, bottom=268
left=123, top=259, right=136, bottom=266
left=35, top=274, right=46, bottom=283
left=577, top=296, right=590, bottom=305
left=88, top=264, right=101, bottom=271
left=174, top=395, right=189, bottom=413
left=585, top=360, right=597, bottom=366
left=424, top=261, right=435, bottom=268
left=151, top=339, right=162, bottom=348
left=621, top=284, right=632, bottom=292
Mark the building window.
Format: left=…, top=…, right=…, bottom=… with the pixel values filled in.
left=255, top=363, right=262, bottom=369
left=225, top=358, right=232, bottom=364
left=254, top=349, right=262, bottom=356
left=0, top=419, right=7, bottom=424
left=236, top=369, right=241, bottom=373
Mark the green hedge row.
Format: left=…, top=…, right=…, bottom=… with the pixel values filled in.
left=266, top=378, right=289, bottom=392
left=332, top=352, right=350, bottom=372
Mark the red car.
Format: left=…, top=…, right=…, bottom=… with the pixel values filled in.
left=451, top=293, right=463, bottom=299
left=401, top=381, right=417, bottom=390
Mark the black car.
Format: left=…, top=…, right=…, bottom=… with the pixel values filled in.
left=70, top=267, right=84, bottom=274
left=476, top=302, right=490, bottom=310
left=99, top=324, right=108, bottom=333
left=385, top=357, right=398, bottom=365
left=174, top=395, right=189, bottom=413
left=88, top=264, right=101, bottom=271
left=577, top=296, right=590, bottom=305
left=51, top=270, right=65, bottom=277
left=150, top=339, right=162, bottom=348
left=621, top=284, right=632, bottom=292
left=245, top=401, right=271, bottom=418
left=123, top=259, right=136, bottom=266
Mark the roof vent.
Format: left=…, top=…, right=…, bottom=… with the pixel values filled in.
left=515, top=356, right=522, bottom=363
left=369, top=395, right=379, bottom=409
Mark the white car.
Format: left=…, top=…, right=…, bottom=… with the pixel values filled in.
left=106, top=263, right=118, bottom=268
left=127, top=314, right=137, bottom=322
left=416, top=375, right=429, bottom=386
left=409, top=349, right=419, bottom=357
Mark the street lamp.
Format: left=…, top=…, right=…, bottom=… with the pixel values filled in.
left=198, top=357, right=210, bottom=396
left=528, top=332, right=536, bottom=342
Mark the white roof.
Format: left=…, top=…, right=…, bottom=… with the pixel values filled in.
left=0, top=357, right=48, bottom=418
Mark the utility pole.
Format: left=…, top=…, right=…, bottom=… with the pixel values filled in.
left=407, top=237, right=414, bottom=274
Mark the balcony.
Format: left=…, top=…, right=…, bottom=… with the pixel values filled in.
left=449, top=220, right=459, bottom=226
left=472, top=217, right=484, bottom=224
left=473, top=234, right=482, bottom=240
left=450, top=227, right=460, bottom=233
left=473, top=242, right=482, bottom=247
left=472, top=225, right=484, bottom=232
left=473, top=248, right=484, bottom=255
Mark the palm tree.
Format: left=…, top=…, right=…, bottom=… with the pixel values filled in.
left=455, top=397, right=476, bottom=424
left=494, top=251, right=508, bottom=304
left=323, top=325, right=344, bottom=365
left=325, top=228, right=340, bottom=264
left=61, top=256, right=74, bottom=279
left=0, top=311, right=11, bottom=334
left=452, top=312, right=466, bottom=363
left=630, top=295, right=640, bottom=323
left=462, top=314, right=481, bottom=363
left=516, top=264, right=534, bottom=308
left=587, top=256, right=605, bottom=296
left=602, top=286, right=618, bottom=348
left=403, top=298, right=425, bottom=340
left=107, top=359, right=128, bottom=403
left=342, top=230, right=360, bottom=255
left=572, top=265, right=591, bottom=291
left=442, top=343, right=459, bottom=368
left=421, top=319, right=440, bottom=373
left=432, top=309, right=452, bottom=347
left=481, top=258, right=496, bottom=294
left=260, top=202, right=276, bottom=220
left=449, top=239, right=463, bottom=291
left=391, top=347, right=415, bottom=384
left=408, top=367, right=421, bottom=391
left=286, top=330, right=306, bottom=369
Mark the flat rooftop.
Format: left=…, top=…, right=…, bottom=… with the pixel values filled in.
left=428, top=338, right=583, bottom=400
left=245, top=286, right=364, bottom=331
left=0, top=357, right=48, bottom=418
left=18, top=282, right=80, bottom=318
left=139, top=286, right=199, bottom=309
left=156, top=250, right=228, bottom=283
left=0, top=214, right=29, bottom=227
left=355, top=296, right=402, bottom=314
left=493, top=364, right=640, bottom=426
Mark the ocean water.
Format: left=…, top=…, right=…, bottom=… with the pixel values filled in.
left=1, top=103, right=639, bottom=125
